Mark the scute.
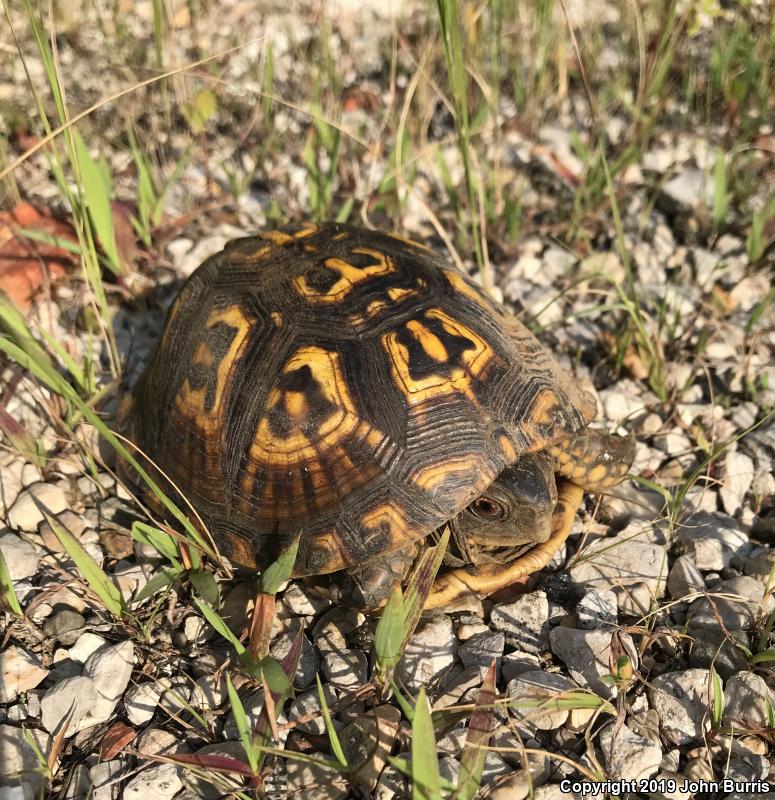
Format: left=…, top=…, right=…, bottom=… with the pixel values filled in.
left=125, top=223, right=596, bottom=576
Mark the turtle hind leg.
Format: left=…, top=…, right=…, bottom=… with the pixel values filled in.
left=549, top=428, right=635, bottom=491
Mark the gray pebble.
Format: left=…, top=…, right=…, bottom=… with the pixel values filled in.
left=570, top=528, right=667, bottom=616
left=285, top=755, right=349, bottom=799
left=667, top=555, right=705, bottom=599
left=41, top=675, right=98, bottom=734
left=312, top=607, right=366, bottom=657
left=501, top=651, right=542, bottom=683
left=507, top=670, right=576, bottom=730
left=0, top=533, right=42, bottom=581
left=270, top=629, right=320, bottom=689
left=675, top=512, right=749, bottom=571
left=599, top=721, right=662, bottom=781
left=88, top=759, right=126, bottom=800
left=647, top=669, right=712, bottom=746
left=723, top=672, right=773, bottom=729
left=287, top=684, right=339, bottom=735
left=6, top=482, right=68, bottom=532
left=458, top=631, right=504, bottom=673
left=125, top=682, right=162, bottom=726
left=688, top=575, right=764, bottom=631
left=322, top=648, right=368, bottom=689
left=550, top=627, right=630, bottom=697
left=0, top=646, right=48, bottom=704
left=0, top=458, right=24, bottom=516
left=397, top=614, right=457, bottom=690
left=179, top=742, right=245, bottom=798
left=0, top=724, right=50, bottom=797
left=490, top=591, right=549, bottom=654
left=42, top=610, right=86, bottom=646
left=577, top=588, right=618, bottom=629
left=123, top=764, right=183, bottom=799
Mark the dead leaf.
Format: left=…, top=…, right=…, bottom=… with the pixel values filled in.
left=111, top=200, right=139, bottom=271
left=100, top=721, right=138, bottom=760
left=0, top=202, right=78, bottom=310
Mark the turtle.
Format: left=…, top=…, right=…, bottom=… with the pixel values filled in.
left=119, top=223, right=634, bottom=609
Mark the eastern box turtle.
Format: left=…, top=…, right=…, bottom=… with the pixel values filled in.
left=120, top=223, right=634, bottom=608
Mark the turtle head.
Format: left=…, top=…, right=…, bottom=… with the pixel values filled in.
left=449, top=451, right=558, bottom=564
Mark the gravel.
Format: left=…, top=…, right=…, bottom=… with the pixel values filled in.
left=647, top=669, right=713, bottom=746
left=1, top=1, right=773, bottom=796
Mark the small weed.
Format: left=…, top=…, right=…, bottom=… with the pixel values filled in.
left=46, top=512, right=127, bottom=618
left=710, top=666, right=724, bottom=730
left=453, top=662, right=496, bottom=800
left=746, top=193, right=775, bottom=265
left=435, top=0, right=490, bottom=290
left=0, top=546, right=23, bottom=615
left=303, top=110, right=343, bottom=221
left=410, top=687, right=442, bottom=800
left=127, top=127, right=191, bottom=246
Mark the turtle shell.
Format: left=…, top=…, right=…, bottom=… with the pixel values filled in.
left=123, top=223, right=596, bottom=576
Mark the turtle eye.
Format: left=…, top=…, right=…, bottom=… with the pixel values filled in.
left=469, top=496, right=506, bottom=521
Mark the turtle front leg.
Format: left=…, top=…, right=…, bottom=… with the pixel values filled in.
left=425, top=479, right=584, bottom=609
left=318, top=544, right=418, bottom=609
left=549, top=428, right=635, bottom=491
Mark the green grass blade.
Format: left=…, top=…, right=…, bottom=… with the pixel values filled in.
left=46, top=513, right=126, bottom=617
left=130, top=521, right=182, bottom=566
left=14, top=226, right=82, bottom=257
left=153, top=145, right=192, bottom=226
left=134, top=566, right=182, bottom=603
left=193, top=597, right=246, bottom=654
left=259, top=538, right=299, bottom=594
left=712, top=148, right=728, bottom=229
left=750, top=649, right=775, bottom=665
left=0, top=308, right=217, bottom=562
left=72, top=131, right=121, bottom=274
left=390, top=680, right=415, bottom=723
left=710, top=666, right=724, bottom=729
left=316, top=674, right=348, bottom=769
left=189, top=570, right=220, bottom=607
left=401, top=527, right=450, bottom=655
left=411, top=687, right=441, bottom=800
left=374, top=584, right=405, bottom=678
left=226, top=673, right=259, bottom=775
left=454, top=662, right=496, bottom=800
left=0, top=546, right=24, bottom=615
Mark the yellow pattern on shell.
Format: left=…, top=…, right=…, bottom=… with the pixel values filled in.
left=293, top=248, right=395, bottom=303
left=174, top=306, right=252, bottom=429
